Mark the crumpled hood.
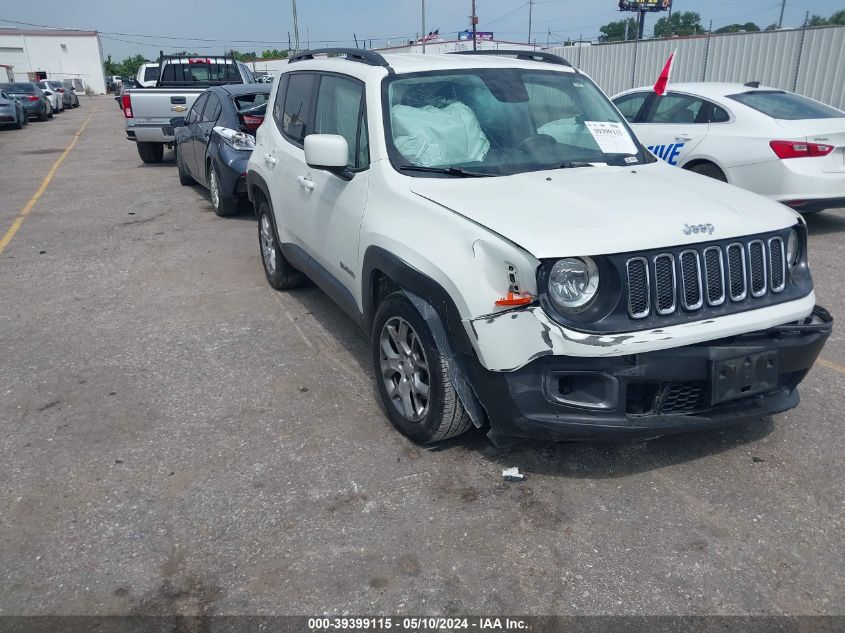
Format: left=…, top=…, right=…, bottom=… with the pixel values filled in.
left=409, top=162, right=799, bottom=259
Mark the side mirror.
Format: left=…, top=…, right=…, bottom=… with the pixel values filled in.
left=43, top=90, right=52, bottom=96
left=170, top=116, right=186, bottom=128
left=304, top=134, right=353, bottom=180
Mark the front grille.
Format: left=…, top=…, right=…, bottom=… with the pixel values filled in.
left=653, top=254, right=676, bottom=315
left=679, top=250, right=703, bottom=310
left=626, top=257, right=649, bottom=319
left=769, top=237, right=785, bottom=292
left=625, top=234, right=790, bottom=320
left=748, top=240, right=767, bottom=297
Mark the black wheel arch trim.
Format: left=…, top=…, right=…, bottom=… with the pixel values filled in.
left=361, top=246, right=476, bottom=359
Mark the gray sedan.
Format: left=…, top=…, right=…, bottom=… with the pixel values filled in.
left=0, top=89, right=28, bottom=129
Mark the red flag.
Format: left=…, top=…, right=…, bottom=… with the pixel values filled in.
left=653, top=51, right=676, bottom=96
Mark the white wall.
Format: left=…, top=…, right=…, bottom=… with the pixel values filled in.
left=0, top=32, right=107, bottom=94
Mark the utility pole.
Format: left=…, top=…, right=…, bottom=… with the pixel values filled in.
left=421, top=0, right=426, bottom=53
left=637, top=9, right=646, bottom=40
left=471, top=0, right=478, bottom=51
left=778, top=0, right=787, bottom=28
left=528, top=0, right=533, bottom=46
left=291, top=0, right=300, bottom=52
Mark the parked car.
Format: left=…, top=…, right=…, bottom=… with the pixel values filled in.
left=36, top=80, right=63, bottom=113
left=247, top=49, right=831, bottom=445
left=172, top=84, right=271, bottom=215
left=613, top=83, right=845, bottom=214
left=45, top=79, right=77, bottom=109
left=0, top=82, right=51, bottom=120
left=63, top=78, right=84, bottom=96
left=136, top=62, right=160, bottom=88
left=0, top=89, right=28, bottom=129
left=123, top=54, right=256, bottom=164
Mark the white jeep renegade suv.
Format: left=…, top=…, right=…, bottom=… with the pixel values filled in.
left=246, top=49, right=831, bottom=445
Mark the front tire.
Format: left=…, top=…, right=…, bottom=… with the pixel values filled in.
left=688, top=162, right=727, bottom=182
left=372, top=293, right=472, bottom=444
left=47, top=104, right=53, bottom=119
left=209, top=163, right=237, bottom=217
left=257, top=198, right=303, bottom=290
left=175, top=146, right=193, bottom=185
left=137, top=142, right=164, bottom=164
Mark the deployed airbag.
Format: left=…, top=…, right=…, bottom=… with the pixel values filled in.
left=391, top=102, right=490, bottom=166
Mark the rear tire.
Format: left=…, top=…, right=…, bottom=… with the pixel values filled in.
left=175, top=146, right=194, bottom=185
left=137, top=142, right=164, bottom=164
left=372, top=292, right=473, bottom=444
left=257, top=198, right=304, bottom=290
left=47, top=105, right=53, bottom=119
left=209, top=163, right=238, bottom=217
left=688, top=162, right=727, bottom=183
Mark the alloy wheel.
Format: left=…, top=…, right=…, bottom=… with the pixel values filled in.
left=259, top=214, right=277, bottom=275
left=210, top=169, right=220, bottom=209
left=379, top=317, right=431, bottom=422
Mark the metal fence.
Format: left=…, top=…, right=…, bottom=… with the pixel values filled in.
left=547, top=25, right=845, bottom=109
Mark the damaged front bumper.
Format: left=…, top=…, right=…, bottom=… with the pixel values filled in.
left=464, top=306, right=832, bottom=442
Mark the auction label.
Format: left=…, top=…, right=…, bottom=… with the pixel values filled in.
left=584, top=121, right=638, bottom=155
left=307, top=617, right=529, bottom=631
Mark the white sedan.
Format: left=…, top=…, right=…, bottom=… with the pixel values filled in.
left=612, top=82, right=845, bottom=213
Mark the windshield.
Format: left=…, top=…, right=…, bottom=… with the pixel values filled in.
left=728, top=90, right=845, bottom=120
left=384, top=69, right=647, bottom=176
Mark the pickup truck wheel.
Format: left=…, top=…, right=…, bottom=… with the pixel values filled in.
left=258, top=200, right=303, bottom=290
left=175, top=146, right=193, bottom=185
left=137, top=142, right=164, bottom=164
left=372, top=293, right=473, bottom=444
left=209, top=164, right=237, bottom=217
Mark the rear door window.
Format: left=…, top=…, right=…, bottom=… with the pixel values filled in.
left=727, top=91, right=845, bottom=120
left=281, top=73, right=317, bottom=145
left=314, top=74, right=366, bottom=168
left=646, top=94, right=707, bottom=124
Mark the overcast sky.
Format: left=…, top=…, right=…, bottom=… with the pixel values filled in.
left=1, top=0, right=843, bottom=60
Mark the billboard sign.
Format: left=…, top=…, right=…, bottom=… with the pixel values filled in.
left=458, top=30, right=494, bottom=41
left=619, top=0, right=672, bottom=11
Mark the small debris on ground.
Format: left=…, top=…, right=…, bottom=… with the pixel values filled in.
left=752, top=455, right=767, bottom=463
left=502, top=467, right=525, bottom=482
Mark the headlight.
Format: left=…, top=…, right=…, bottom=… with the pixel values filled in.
left=786, top=228, right=800, bottom=267
left=548, top=257, right=600, bottom=311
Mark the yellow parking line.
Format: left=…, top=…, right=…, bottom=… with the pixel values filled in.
left=817, top=358, right=845, bottom=375
left=0, top=107, right=98, bottom=255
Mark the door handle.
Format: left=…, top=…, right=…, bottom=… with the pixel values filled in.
left=675, top=134, right=693, bottom=142
left=264, top=153, right=277, bottom=166
left=297, top=176, right=315, bottom=191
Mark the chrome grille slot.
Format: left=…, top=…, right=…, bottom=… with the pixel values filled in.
left=748, top=240, right=767, bottom=297
left=769, top=237, right=785, bottom=293
left=626, top=257, right=650, bottom=319
left=653, top=254, right=676, bottom=315
left=679, top=250, right=703, bottom=310
left=702, top=246, right=725, bottom=306
left=726, top=243, right=747, bottom=301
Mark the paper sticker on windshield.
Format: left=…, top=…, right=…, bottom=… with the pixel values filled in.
left=584, top=121, right=638, bottom=155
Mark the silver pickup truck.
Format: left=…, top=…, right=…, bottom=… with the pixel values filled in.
left=123, top=55, right=255, bottom=163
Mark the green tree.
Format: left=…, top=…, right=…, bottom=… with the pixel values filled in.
left=227, top=49, right=258, bottom=62
left=261, top=49, right=289, bottom=59
left=120, top=54, right=148, bottom=77
left=598, top=17, right=638, bottom=42
left=806, top=14, right=829, bottom=26
left=103, top=54, right=119, bottom=76
left=715, top=22, right=760, bottom=34
left=764, top=23, right=779, bottom=31
left=654, top=11, right=705, bottom=37
left=832, top=10, right=845, bottom=25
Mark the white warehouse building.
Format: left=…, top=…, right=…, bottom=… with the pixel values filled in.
left=0, top=28, right=107, bottom=94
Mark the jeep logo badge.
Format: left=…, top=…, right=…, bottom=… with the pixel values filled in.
left=683, top=223, right=715, bottom=235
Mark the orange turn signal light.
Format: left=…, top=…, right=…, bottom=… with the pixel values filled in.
left=495, top=292, right=534, bottom=307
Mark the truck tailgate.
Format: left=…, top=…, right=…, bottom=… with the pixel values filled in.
left=126, top=88, right=206, bottom=142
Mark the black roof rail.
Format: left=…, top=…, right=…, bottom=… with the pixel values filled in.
left=450, top=49, right=572, bottom=67
left=288, top=48, right=393, bottom=71
left=744, top=81, right=761, bottom=88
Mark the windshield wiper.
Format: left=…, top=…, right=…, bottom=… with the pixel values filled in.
left=556, top=161, right=598, bottom=169
left=399, top=165, right=491, bottom=178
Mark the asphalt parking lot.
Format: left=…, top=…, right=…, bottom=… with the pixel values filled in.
left=0, top=96, right=843, bottom=616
